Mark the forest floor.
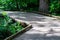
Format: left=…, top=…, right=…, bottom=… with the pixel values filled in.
left=6, top=11, right=60, bottom=40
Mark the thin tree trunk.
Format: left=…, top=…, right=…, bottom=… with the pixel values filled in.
left=39, top=0, right=49, bottom=13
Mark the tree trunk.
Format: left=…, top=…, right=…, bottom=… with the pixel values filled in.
left=39, top=0, right=49, bottom=13
left=14, top=0, right=20, bottom=11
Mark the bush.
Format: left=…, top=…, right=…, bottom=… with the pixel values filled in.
left=0, top=0, right=39, bottom=11
left=49, top=0, right=60, bottom=16
left=0, top=12, right=23, bottom=40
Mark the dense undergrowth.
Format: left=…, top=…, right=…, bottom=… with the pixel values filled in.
left=0, top=12, right=23, bottom=40
left=0, top=0, right=39, bottom=11
left=49, top=0, right=60, bottom=16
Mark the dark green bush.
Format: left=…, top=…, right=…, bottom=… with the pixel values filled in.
left=0, top=0, right=39, bottom=11
left=0, top=12, right=23, bottom=40
left=49, top=0, right=60, bottom=16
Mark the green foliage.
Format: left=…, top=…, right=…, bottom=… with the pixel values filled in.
left=49, top=0, right=60, bottom=16
left=0, top=0, right=39, bottom=11
left=0, top=12, right=23, bottom=40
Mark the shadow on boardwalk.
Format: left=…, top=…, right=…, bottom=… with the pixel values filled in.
left=13, top=33, right=60, bottom=40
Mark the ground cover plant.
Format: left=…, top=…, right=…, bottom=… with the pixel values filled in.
left=0, top=12, right=23, bottom=40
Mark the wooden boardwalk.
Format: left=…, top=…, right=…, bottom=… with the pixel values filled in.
left=7, top=11, right=60, bottom=40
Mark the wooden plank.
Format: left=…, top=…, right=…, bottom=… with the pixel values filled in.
left=4, top=24, right=32, bottom=40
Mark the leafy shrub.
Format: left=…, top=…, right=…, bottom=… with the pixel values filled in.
left=0, top=0, right=39, bottom=11
left=49, top=0, right=60, bottom=16
left=0, top=12, right=23, bottom=40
